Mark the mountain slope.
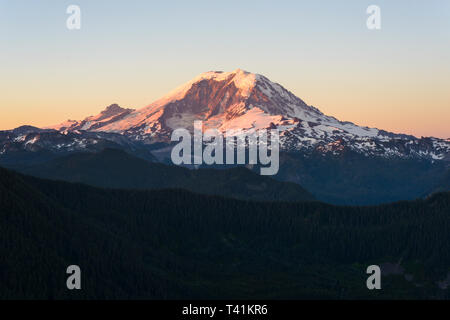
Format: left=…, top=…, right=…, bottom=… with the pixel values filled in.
left=1, top=166, right=449, bottom=299
left=17, top=148, right=315, bottom=202
left=426, top=168, right=450, bottom=196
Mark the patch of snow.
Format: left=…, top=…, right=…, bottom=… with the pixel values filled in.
left=25, top=136, right=39, bottom=145
left=14, top=135, right=27, bottom=142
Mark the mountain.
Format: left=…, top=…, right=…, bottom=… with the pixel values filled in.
left=16, top=148, right=315, bottom=202
left=49, top=69, right=450, bottom=160
left=1, top=69, right=449, bottom=204
left=1, top=166, right=449, bottom=299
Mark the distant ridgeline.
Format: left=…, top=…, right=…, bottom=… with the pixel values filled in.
left=0, top=166, right=449, bottom=299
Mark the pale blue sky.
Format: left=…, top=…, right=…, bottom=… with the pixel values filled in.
left=1, top=0, right=449, bottom=137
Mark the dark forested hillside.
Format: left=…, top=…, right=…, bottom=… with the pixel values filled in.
left=274, top=151, right=448, bottom=205
left=14, top=148, right=315, bottom=202
left=0, top=166, right=449, bottom=299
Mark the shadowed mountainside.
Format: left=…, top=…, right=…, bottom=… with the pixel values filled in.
left=16, top=148, right=315, bottom=202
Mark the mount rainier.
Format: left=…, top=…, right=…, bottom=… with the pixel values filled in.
left=1, top=69, right=449, bottom=204
left=46, top=68, right=450, bottom=161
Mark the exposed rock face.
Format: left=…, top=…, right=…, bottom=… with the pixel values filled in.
left=49, top=104, right=135, bottom=132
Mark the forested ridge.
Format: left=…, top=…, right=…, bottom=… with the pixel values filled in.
left=0, top=166, right=449, bottom=299
left=14, top=148, right=315, bottom=202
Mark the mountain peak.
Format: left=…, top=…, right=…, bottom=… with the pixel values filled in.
left=103, top=103, right=123, bottom=112
left=194, top=69, right=258, bottom=95
left=47, top=103, right=135, bottom=131
left=198, top=68, right=252, bottom=78
left=99, top=104, right=133, bottom=119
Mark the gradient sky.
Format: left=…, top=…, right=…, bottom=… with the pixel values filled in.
left=1, top=0, right=449, bottom=138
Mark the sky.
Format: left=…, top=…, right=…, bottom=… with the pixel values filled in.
left=1, top=0, right=449, bottom=138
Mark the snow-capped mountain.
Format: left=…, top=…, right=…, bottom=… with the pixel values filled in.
left=1, top=69, right=449, bottom=205
left=48, top=69, right=450, bottom=161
